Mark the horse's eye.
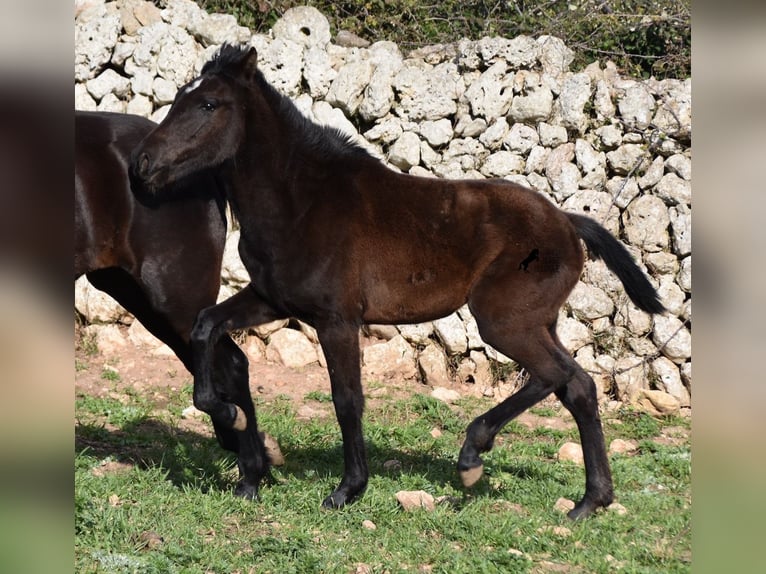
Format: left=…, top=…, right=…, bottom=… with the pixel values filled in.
left=201, top=102, right=217, bottom=112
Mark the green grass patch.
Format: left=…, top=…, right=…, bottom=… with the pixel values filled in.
left=304, top=389, right=334, bottom=403
left=76, top=386, right=690, bottom=572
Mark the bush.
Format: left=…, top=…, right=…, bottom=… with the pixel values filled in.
left=191, top=0, right=690, bottom=78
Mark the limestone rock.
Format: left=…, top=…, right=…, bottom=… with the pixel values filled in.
left=652, top=314, right=691, bottom=364
left=465, top=61, right=515, bottom=122
left=326, top=58, right=373, bottom=116
left=388, top=131, right=421, bottom=171
left=623, top=194, right=670, bottom=252
left=75, top=3, right=122, bottom=81
left=359, top=42, right=403, bottom=121
left=655, top=172, right=691, bottom=206
left=639, top=389, right=680, bottom=416
left=537, top=35, right=574, bottom=77
left=567, top=281, right=615, bottom=321
left=265, top=328, right=318, bottom=368
left=508, top=71, right=553, bottom=123
left=613, top=355, right=650, bottom=403
left=430, top=386, right=461, bottom=404
left=609, top=438, right=639, bottom=455
left=82, top=324, right=127, bottom=356
left=558, top=72, right=591, bottom=134
left=669, top=204, right=692, bottom=257
left=432, top=313, right=468, bottom=355
left=607, top=144, right=649, bottom=176
left=651, top=356, right=690, bottom=406
left=252, top=36, right=304, bottom=97
left=188, top=12, right=251, bottom=46
left=393, top=60, right=460, bottom=121
left=303, top=46, right=337, bottom=99
left=272, top=6, right=331, bottom=49
left=556, top=315, right=591, bottom=352
left=616, top=81, right=656, bottom=130
left=75, top=277, right=128, bottom=324
left=557, top=442, right=584, bottom=465
left=86, top=69, right=131, bottom=101
left=418, top=344, right=452, bottom=387
left=397, top=323, right=434, bottom=346
left=362, top=335, right=418, bottom=381
left=127, top=319, right=162, bottom=349
left=396, top=490, right=435, bottom=512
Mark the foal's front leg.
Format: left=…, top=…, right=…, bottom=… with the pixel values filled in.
left=315, top=321, right=368, bottom=509
left=191, top=284, right=284, bottom=499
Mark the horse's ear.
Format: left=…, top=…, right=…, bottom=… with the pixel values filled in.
left=240, top=46, right=259, bottom=84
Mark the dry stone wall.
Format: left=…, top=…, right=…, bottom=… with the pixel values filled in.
left=75, top=0, right=691, bottom=412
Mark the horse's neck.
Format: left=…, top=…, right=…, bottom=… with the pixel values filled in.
left=225, top=138, right=302, bottom=243
left=228, top=97, right=311, bottom=218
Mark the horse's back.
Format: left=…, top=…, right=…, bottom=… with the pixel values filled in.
left=356, top=167, right=580, bottom=263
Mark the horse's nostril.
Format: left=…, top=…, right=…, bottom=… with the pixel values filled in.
left=138, top=153, right=150, bottom=176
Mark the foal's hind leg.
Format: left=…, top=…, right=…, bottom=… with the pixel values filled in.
left=457, top=325, right=574, bottom=487
left=459, top=306, right=613, bottom=518
left=191, top=284, right=284, bottom=498
left=554, top=362, right=613, bottom=519
left=315, top=321, right=368, bottom=509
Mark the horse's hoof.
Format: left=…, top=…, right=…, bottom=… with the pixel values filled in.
left=566, top=496, right=610, bottom=520
left=321, top=492, right=346, bottom=510
left=232, top=405, right=247, bottom=431
left=459, top=464, right=484, bottom=488
left=321, top=487, right=362, bottom=509
left=234, top=481, right=258, bottom=500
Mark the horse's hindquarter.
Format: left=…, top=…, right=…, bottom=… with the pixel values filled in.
left=354, top=174, right=584, bottom=324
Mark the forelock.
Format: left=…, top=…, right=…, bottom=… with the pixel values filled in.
left=200, top=43, right=252, bottom=77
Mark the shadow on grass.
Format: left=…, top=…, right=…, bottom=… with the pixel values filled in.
left=75, top=417, right=492, bottom=502
left=76, top=417, right=235, bottom=492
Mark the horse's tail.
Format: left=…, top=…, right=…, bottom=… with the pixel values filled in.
left=567, top=212, right=666, bottom=315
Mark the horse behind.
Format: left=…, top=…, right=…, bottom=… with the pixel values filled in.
left=130, top=45, right=666, bottom=519
left=75, top=110, right=259, bottom=473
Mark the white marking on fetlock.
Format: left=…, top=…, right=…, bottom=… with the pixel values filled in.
left=232, top=405, right=247, bottom=431
left=459, top=465, right=484, bottom=488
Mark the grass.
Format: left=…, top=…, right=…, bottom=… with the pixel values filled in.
left=75, top=385, right=690, bottom=573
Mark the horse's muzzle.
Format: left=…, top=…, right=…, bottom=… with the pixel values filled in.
left=128, top=149, right=164, bottom=203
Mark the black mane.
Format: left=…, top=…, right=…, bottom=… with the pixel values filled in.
left=203, top=44, right=374, bottom=164
left=201, top=43, right=251, bottom=76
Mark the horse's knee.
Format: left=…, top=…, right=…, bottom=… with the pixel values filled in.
left=190, top=305, right=218, bottom=347
left=192, top=384, right=217, bottom=413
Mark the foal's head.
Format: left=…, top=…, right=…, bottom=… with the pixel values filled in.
left=130, top=45, right=258, bottom=194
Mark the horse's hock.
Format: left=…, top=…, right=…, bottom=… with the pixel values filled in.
left=74, top=0, right=691, bottom=412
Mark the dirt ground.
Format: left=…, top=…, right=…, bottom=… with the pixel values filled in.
left=74, top=323, right=470, bottom=436
left=74, top=323, right=575, bottom=439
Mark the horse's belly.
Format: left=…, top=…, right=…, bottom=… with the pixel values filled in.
left=361, top=272, right=470, bottom=325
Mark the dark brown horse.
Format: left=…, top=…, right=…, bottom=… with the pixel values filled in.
left=130, top=45, right=665, bottom=519
left=75, top=110, right=261, bottom=487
